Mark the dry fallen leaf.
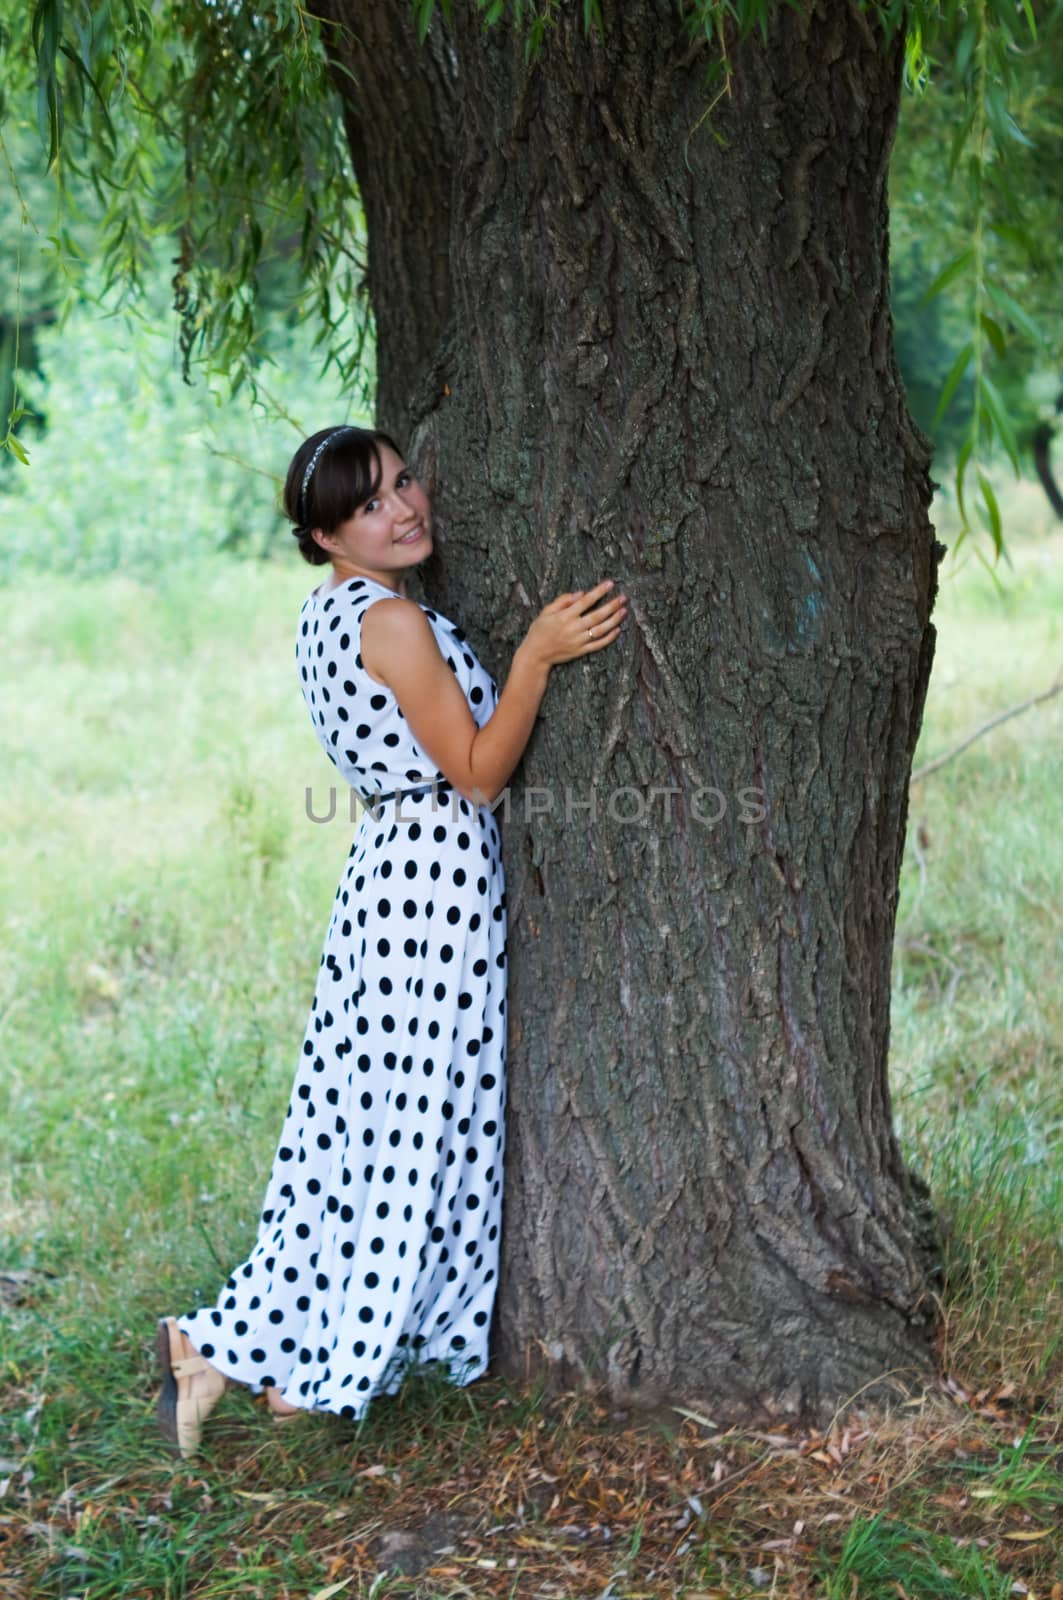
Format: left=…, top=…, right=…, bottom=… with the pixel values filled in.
left=672, top=1407, right=720, bottom=1432
left=1003, top=1530, right=1053, bottom=1543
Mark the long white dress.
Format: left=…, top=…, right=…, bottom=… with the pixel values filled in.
left=178, top=574, right=508, bottom=1417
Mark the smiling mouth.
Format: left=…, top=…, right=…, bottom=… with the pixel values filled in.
left=395, top=525, right=426, bottom=545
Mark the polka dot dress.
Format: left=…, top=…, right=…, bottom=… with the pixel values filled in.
left=178, top=575, right=508, bottom=1418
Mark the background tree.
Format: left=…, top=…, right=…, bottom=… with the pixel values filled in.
left=5, top=0, right=1059, bottom=1421
left=887, top=15, right=1063, bottom=534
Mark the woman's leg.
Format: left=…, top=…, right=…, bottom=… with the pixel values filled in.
left=264, top=1386, right=303, bottom=1418
left=156, top=1317, right=232, bottom=1459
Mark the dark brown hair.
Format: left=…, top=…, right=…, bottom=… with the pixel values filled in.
left=283, top=426, right=402, bottom=566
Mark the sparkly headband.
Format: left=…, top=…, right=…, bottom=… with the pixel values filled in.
left=300, top=426, right=357, bottom=521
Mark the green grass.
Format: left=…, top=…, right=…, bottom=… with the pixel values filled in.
left=889, top=491, right=1063, bottom=1401
left=1, top=498, right=1061, bottom=1598
left=820, top=1514, right=1014, bottom=1600
left=953, top=1419, right=1063, bottom=1516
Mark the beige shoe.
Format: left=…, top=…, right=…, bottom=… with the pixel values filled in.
left=156, top=1317, right=230, bottom=1459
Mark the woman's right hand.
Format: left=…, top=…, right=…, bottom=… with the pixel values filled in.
left=520, top=580, right=628, bottom=670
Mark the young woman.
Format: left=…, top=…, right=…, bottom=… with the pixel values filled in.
left=156, top=425, right=627, bottom=1458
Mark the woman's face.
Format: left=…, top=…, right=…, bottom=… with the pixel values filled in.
left=316, top=442, right=433, bottom=578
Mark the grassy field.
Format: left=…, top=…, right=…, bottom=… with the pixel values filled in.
left=1, top=493, right=1061, bottom=1598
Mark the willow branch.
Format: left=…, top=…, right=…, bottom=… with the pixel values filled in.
left=910, top=668, right=1063, bottom=784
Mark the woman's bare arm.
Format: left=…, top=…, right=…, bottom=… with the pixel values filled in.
left=361, top=602, right=547, bottom=807
left=361, top=581, right=626, bottom=807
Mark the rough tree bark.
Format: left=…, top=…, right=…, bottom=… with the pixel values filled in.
left=317, top=0, right=944, bottom=1422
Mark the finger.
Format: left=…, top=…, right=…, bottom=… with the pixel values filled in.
left=587, top=596, right=627, bottom=620
left=584, top=613, right=625, bottom=640
left=577, top=581, right=614, bottom=605
left=576, top=591, right=618, bottom=618
left=586, top=623, right=623, bottom=651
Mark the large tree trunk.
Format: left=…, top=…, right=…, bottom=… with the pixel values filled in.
left=319, top=0, right=943, bottom=1422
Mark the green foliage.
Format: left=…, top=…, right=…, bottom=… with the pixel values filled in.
left=4, top=0, right=374, bottom=428
left=890, top=238, right=977, bottom=459
left=5, top=0, right=1062, bottom=558
left=0, top=118, right=117, bottom=458
left=0, top=242, right=355, bottom=580
left=889, top=56, right=1062, bottom=532
left=893, top=0, right=1061, bottom=558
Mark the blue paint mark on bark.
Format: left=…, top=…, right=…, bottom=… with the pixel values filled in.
left=794, top=552, right=825, bottom=641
